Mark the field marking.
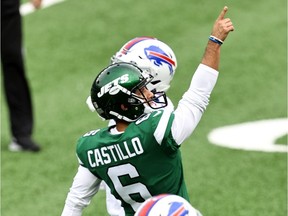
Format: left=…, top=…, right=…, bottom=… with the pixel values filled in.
left=20, top=0, right=65, bottom=16
left=208, top=118, right=288, bottom=152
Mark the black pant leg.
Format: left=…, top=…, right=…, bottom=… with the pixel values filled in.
left=1, top=0, right=34, bottom=139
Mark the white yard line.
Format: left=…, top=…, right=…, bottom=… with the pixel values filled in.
left=20, top=0, right=65, bottom=16
left=208, top=118, right=288, bottom=152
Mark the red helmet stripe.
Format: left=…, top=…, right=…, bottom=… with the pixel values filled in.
left=121, top=37, right=155, bottom=54
left=137, top=194, right=168, bottom=216
left=147, top=51, right=176, bottom=66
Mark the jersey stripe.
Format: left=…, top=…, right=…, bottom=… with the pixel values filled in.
left=153, top=109, right=172, bottom=145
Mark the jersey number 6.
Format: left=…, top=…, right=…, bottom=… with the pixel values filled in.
left=107, top=163, right=152, bottom=211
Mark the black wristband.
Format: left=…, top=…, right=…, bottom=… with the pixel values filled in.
left=209, top=35, right=223, bottom=45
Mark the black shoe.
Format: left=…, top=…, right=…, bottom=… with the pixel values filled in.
left=9, top=137, right=41, bottom=152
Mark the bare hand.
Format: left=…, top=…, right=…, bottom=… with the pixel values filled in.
left=211, top=6, right=234, bottom=41
left=30, top=0, right=42, bottom=9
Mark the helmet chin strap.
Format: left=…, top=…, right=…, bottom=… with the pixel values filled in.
left=109, top=111, right=135, bottom=122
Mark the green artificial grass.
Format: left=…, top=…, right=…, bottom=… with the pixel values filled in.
left=276, top=134, right=288, bottom=145
left=1, top=0, right=287, bottom=215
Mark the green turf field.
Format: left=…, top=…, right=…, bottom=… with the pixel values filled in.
left=1, top=0, right=287, bottom=215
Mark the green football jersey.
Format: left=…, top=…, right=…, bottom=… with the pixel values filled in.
left=76, top=109, right=189, bottom=215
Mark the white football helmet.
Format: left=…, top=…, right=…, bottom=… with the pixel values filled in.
left=111, top=36, right=177, bottom=92
left=135, top=194, right=203, bottom=216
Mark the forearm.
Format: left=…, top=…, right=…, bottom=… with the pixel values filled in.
left=201, top=41, right=221, bottom=71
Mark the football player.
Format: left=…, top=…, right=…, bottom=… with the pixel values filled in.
left=61, top=6, right=234, bottom=216
left=85, top=36, right=178, bottom=216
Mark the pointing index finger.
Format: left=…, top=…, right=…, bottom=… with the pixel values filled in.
left=217, top=6, right=228, bottom=21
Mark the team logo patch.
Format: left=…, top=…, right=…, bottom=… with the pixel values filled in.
left=144, top=45, right=176, bottom=75
left=97, top=74, right=129, bottom=98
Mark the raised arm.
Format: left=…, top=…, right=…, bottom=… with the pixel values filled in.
left=172, top=6, right=234, bottom=144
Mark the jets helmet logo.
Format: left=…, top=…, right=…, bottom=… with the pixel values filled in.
left=97, top=74, right=129, bottom=98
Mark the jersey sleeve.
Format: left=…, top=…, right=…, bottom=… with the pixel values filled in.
left=75, top=129, right=100, bottom=168
left=61, top=166, right=102, bottom=216
left=172, top=64, right=219, bottom=144
left=76, top=135, right=90, bottom=168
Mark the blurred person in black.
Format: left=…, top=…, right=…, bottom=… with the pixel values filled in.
left=1, top=0, right=42, bottom=152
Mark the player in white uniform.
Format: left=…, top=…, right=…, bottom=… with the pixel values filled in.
left=63, top=6, right=234, bottom=216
